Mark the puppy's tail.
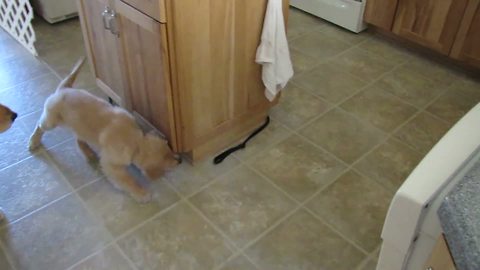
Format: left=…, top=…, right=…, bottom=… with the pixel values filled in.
left=57, top=57, right=86, bottom=90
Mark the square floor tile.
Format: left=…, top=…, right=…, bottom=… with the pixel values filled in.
left=71, top=245, right=133, bottom=270
left=0, top=36, right=30, bottom=63
left=20, top=110, right=73, bottom=150
left=290, top=30, right=352, bottom=60
left=426, top=89, right=480, bottom=124
left=220, top=255, right=257, bottom=270
left=290, top=48, right=319, bottom=74
left=0, top=55, right=50, bottom=91
left=246, top=210, right=365, bottom=270
left=0, top=153, right=71, bottom=222
left=306, top=170, right=392, bottom=252
left=79, top=178, right=179, bottom=237
left=373, top=66, right=449, bottom=108
left=293, top=63, right=368, bottom=104
left=287, top=8, right=326, bottom=40
left=449, top=77, right=480, bottom=100
left=251, top=135, right=346, bottom=202
left=118, top=203, right=233, bottom=270
left=394, top=112, right=451, bottom=154
left=0, top=74, right=59, bottom=115
left=45, top=139, right=103, bottom=189
left=402, top=57, right=462, bottom=85
left=300, top=109, right=385, bottom=164
left=271, top=85, right=331, bottom=129
left=191, top=166, right=295, bottom=248
left=37, top=35, right=86, bottom=73
left=0, top=121, right=32, bottom=170
left=331, top=48, right=397, bottom=82
left=355, top=138, right=423, bottom=191
left=340, top=86, right=417, bottom=132
left=164, top=156, right=240, bottom=197
left=320, top=24, right=370, bottom=45
left=0, top=195, right=111, bottom=270
left=358, top=36, right=411, bottom=63
left=234, top=119, right=291, bottom=161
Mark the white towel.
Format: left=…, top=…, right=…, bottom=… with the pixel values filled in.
left=256, top=0, right=294, bottom=102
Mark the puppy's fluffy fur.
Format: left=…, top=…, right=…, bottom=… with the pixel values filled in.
left=29, top=58, right=180, bottom=202
left=0, top=103, right=17, bottom=221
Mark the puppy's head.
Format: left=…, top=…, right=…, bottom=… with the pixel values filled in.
left=134, top=132, right=181, bottom=180
left=0, top=104, right=17, bottom=133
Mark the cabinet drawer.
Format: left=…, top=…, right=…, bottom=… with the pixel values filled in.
left=121, top=0, right=165, bottom=22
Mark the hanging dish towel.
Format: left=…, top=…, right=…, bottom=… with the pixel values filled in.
left=256, top=0, right=294, bottom=102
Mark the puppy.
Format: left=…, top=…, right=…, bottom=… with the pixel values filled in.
left=0, top=103, right=18, bottom=222
left=29, top=58, right=180, bottom=202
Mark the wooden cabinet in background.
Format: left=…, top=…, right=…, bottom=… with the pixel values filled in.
left=78, top=0, right=289, bottom=161
left=78, top=0, right=127, bottom=106
left=392, top=0, right=468, bottom=55
left=115, top=0, right=178, bottom=149
left=364, top=0, right=480, bottom=68
left=364, top=0, right=399, bottom=30
left=451, top=0, right=480, bottom=67
left=424, top=234, right=457, bottom=270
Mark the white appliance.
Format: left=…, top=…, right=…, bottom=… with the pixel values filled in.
left=31, top=0, right=78, bottom=24
left=290, top=0, right=367, bottom=33
left=377, top=103, right=480, bottom=270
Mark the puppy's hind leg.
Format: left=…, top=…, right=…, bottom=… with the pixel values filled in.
left=77, top=140, right=98, bottom=163
left=29, top=110, right=59, bottom=151
left=100, top=158, right=152, bottom=203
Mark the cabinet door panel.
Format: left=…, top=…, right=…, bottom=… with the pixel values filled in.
left=166, top=0, right=288, bottom=151
left=364, top=0, right=399, bottom=30
left=393, top=0, right=468, bottom=54
left=116, top=0, right=178, bottom=150
left=77, top=0, right=126, bottom=104
left=451, top=0, right=480, bottom=68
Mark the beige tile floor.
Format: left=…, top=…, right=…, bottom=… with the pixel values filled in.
left=0, top=8, right=479, bottom=270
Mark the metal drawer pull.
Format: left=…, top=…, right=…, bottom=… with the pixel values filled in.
left=102, top=6, right=112, bottom=30
left=101, top=6, right=119, bottom=36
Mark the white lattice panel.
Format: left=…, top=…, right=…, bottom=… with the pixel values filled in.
left=0, top=0, right=37, bottom=55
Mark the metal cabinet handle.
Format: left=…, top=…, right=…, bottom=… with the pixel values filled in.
left=102, top=6, right=112, bottom=30
left=101, top=6, right=119, bottom=36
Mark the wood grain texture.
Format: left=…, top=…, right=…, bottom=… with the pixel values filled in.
left=116, top=0, right=178, bottom=150
left=165, top=0, right=289, bottom=155
left=424, top=234, right=457, bottom=270
left=392, top=0, right=468, bottom=54
left=451, top=0, right=480, bottom=68
left=77, top=0, right=127, bottom=105
left=120, top=0, right=165, bottom=23
left=364, top=0, right=399, bottom=30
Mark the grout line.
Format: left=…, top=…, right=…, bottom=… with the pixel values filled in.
left=65, top=242, right=116, bottom=270
left=114, top=243, right=141, bottom=270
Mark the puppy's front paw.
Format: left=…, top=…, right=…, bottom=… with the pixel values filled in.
left=28, top=139, right=41, bottom=151
left=131, top=189, right=152, bottom=204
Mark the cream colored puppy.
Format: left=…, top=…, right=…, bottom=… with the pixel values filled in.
left=0, top=103, right=17, bottom=222
left=29, top=58, right=180, bottom=202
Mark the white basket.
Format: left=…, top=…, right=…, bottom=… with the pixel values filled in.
left=291, top=0, right=367, bottom=33
left=0, top=0, right=37, bottom=55
left=31, top=0, right=78, bottom=24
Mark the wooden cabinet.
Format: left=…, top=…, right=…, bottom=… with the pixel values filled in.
left=78, top=0, right=289, bottom=160
left=364, top=0, right=480, bottom=68
left=392, top=0, right=468, bottom=55
left=424, top=234, right=457, bottom=270
left=451, top=0, right=480, bottom=67
left=78, top=0, right=127, bottom=106
left=115, top=0, right=177, bottom=149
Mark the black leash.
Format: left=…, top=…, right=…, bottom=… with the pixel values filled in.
left=214, top=116, right=271, bottom=164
